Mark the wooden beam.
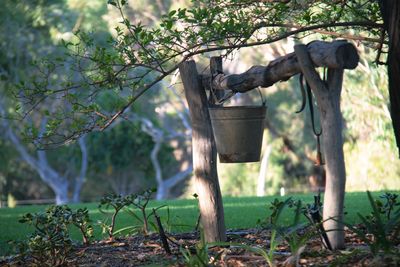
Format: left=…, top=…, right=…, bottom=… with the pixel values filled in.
left=202, top=40, right=359, bottom=92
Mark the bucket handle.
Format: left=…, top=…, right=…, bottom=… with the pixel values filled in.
left=209, top=74, right=236, bottom=105
left=257, top=87, right=267, bottom=107
left=210, top=76, right=266, bottom=107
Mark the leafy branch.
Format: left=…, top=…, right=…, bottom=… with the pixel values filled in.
left=14, top=0, right=384, bottom=146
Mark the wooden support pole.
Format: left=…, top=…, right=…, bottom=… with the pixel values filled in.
left=294, top=44, right=347, bottom=250
left=179, top=60, right=226, bottom=242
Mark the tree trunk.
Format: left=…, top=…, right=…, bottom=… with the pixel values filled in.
left=295, top=45, right=346, bottom=250
left=137, top=116, right=193, bottom=200
left=257, top=144, right=272, bottom=196
left=179, top=60, right=226, bottom=242
left=379, top=0, right=400, bottom=156
left=53, top=179, right=70, bottom=205
left=156, top=167, right=193, bottom=200
left=4, top=122, right=71, bottom=205
left=0, top=103, right=87, bottom=205
left=72, top=136, right=88, bottom=203
left=150, top=135, right=164, bottom=199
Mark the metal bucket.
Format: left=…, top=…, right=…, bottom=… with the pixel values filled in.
left=209, top=105, right=267, bottom=163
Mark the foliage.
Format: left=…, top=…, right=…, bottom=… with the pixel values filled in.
left=279, top=200, right=314, bottom=265
left=99, top=189, right=163, bottom=237
left=8, top=189, right=161, bottom=264
left=377, top=193, right=400, bottom=220
left=252, top=196, right=332, bottom=266
left=98, top=193, right=133, bottom=240
left=123, top=188, right=160, bottom=235
left=342, top=54, right=400, bottom=192
left=1, top=0, right=398, bottom=202
left=89, top=121, right=153, bottom=173
left=13, top=0, right=383, bottom=145
left=248, top=198, right=294, bottom=267
left=2, top=193, right=399, bottom=257
left=11, top=205, right=74, bottom=266
left=342, top=191, right=400, bottom=257
left=180, top=230, right=220, bottom=267
left=69, top=208, right=94, bottom=245
left=87, top=121, right=156, bottom=195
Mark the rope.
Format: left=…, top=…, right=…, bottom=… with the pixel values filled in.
left=298, top=72, right=324, bottom=165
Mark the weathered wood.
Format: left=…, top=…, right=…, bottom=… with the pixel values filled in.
left=179, top=60, right=226, bottom=242
left=295, top=44, right=346, bottom=250
left=202, top=40, right=358, bottom=92
left=209, top=57, right=225, bottom=104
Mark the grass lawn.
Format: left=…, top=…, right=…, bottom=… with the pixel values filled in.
left=0, top=191, right=394, bottom=256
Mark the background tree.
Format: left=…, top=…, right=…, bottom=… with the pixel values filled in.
left=0, top=1, right=95, bottom=204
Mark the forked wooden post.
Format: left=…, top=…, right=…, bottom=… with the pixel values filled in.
left=178, top=40, right=358, bottom=246
left=295, top=44, right=346, bottom=250
left=179, top=60, right=226, bottom=242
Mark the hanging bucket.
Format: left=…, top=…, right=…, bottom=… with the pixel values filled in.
left=209, top=105, right=267, bottom=163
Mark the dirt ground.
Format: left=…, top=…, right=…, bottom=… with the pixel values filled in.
left=1, top=227, right=399, bottom=266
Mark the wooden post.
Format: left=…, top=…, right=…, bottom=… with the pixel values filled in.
left=295, top=44, right=346, bottom=250
left=179, top=60, right=226, bottom=242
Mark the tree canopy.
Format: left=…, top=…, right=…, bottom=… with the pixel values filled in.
left=12, top=0, right=390, bottom=148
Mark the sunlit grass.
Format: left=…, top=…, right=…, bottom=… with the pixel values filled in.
left=0, top=191, right=397, bottom=256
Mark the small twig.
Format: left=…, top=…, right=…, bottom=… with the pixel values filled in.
left=153, top=208, right=171, bottom=254
left=195, top=214, right=201, bottom=232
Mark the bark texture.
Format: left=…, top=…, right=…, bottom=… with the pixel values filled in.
left=179, top=60, right=226, bottom=242
left=295, top=44, right=347, bottom=250
left=202, top=40, right=358, bottom=92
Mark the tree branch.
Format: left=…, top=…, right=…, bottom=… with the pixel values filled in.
left=95, top=22, right=377, bottom=132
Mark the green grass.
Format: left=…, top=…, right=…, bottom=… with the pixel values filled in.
left=0, top=191, right=395, bottom=256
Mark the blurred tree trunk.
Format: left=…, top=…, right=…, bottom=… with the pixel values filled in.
left=6, top=127, right=70, bottom=204
left=256, top=144, right=272, bottom=196
left=0, top=103, right=88, bottom=204
left=378, top=0, right=400, bottom=157
left=140, top=117, right=193, bottom=200
left=71, top=136, right=88, bottom=203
